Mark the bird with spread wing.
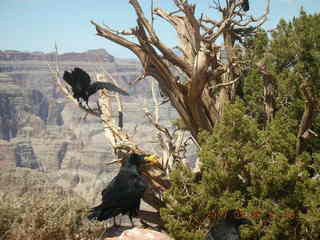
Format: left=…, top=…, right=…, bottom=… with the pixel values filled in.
left=63, top=67, right=129, bottom=107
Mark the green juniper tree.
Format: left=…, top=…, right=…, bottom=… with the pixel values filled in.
left=89, top=0, right=271, bottom=215
left=87, top=0, right=319, bottom=236
left=161, top=10, right=320, bottom=240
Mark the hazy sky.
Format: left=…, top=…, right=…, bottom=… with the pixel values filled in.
left=1, top=0, right=319, bottom=58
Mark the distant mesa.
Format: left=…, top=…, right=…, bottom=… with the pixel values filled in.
left=0, top=48, right=115, bottom=62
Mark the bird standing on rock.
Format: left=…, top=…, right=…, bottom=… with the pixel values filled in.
left=63, top=67, right=129, bottom=107
left=88, top=153, right=150, bottom=227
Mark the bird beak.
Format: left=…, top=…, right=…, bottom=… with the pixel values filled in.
left=144, top=155, right=159, bottom=165
left=105, top=154, right=160, bottom=166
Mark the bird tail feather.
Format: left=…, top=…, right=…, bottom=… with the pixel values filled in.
left=88, top=82, right=129, bottom=96
left=87, top=204, right=117, bottom=221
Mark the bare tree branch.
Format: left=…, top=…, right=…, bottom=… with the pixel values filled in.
left=296, top=74, right=317, bottom=155
left=91, top=20, right=143, bottom=59
left=130, top=0, right=193, bottom=76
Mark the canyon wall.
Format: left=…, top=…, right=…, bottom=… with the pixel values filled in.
left=0, top=49, right=178, bottom=204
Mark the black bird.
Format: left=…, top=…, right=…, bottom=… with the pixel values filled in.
left=63, top=67, right=129, bottom=106
left=88, top=153, right=147, bottom=227
left=207, top=210, right=252, bottom=240
left=241, top=0, right=249, bottom=12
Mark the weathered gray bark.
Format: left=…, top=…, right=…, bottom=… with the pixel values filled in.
left=296, top=79, right=317, bottom=155
left=91, top=0, right=270, bottom=139
left=52, top=1, right=273, bottom=227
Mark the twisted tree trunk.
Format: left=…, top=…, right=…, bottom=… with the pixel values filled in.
left=91, top=0, right=269, bottom=140
left=53, top=0, right=271, bottom=226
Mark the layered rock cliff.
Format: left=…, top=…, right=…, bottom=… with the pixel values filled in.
left=0, top=49, right=114, bottom=62
left=0, top=49, right=178, bottom=205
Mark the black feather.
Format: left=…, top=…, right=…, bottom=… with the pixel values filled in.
left=62, top=67, right=129, bottom=106
left=241, top=0, right=249, bottom=12
left=207, top=210, right=252, bottom=240
left=88, top=82, right=129, bottom=97
left=62, top=71, right=73, bottom=86
left=88, top=153, right=147, bottom=227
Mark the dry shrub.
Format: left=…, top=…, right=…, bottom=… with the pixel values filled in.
left=0, top=191, right=105, bottom=240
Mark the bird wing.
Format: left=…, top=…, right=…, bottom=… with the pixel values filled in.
left=101, top=170, right=146, bottom=209
left=72, top=67, right=91, bottom=89
left=88, top=82, right=129, bottom=97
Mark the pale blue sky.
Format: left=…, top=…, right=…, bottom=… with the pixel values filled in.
left=1, top=0, right=319, bottom=58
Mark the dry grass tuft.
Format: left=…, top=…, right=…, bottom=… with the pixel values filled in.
left=0, top=191, right=106, bottom=240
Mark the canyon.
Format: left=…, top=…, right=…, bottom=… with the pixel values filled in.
left=0, top=49, right=178, bottom=206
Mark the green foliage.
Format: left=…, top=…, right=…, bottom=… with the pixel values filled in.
left=161, top=165, right=207, bottom=240
left=162, top=102, right=320, bottom=239
left=0, top=192, right=105, bottom=240
left=172, top=118, right=189, bottom=130
left=244, top=10, right=320, bottom=129
left=161, top=10, right=320, bottom=240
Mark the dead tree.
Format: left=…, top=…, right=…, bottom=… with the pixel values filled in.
left=91, top=0, right=270, bottom=139
left=49, top=46, right=192, bottom=226
left=50, top=0, right=272, bottom=226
